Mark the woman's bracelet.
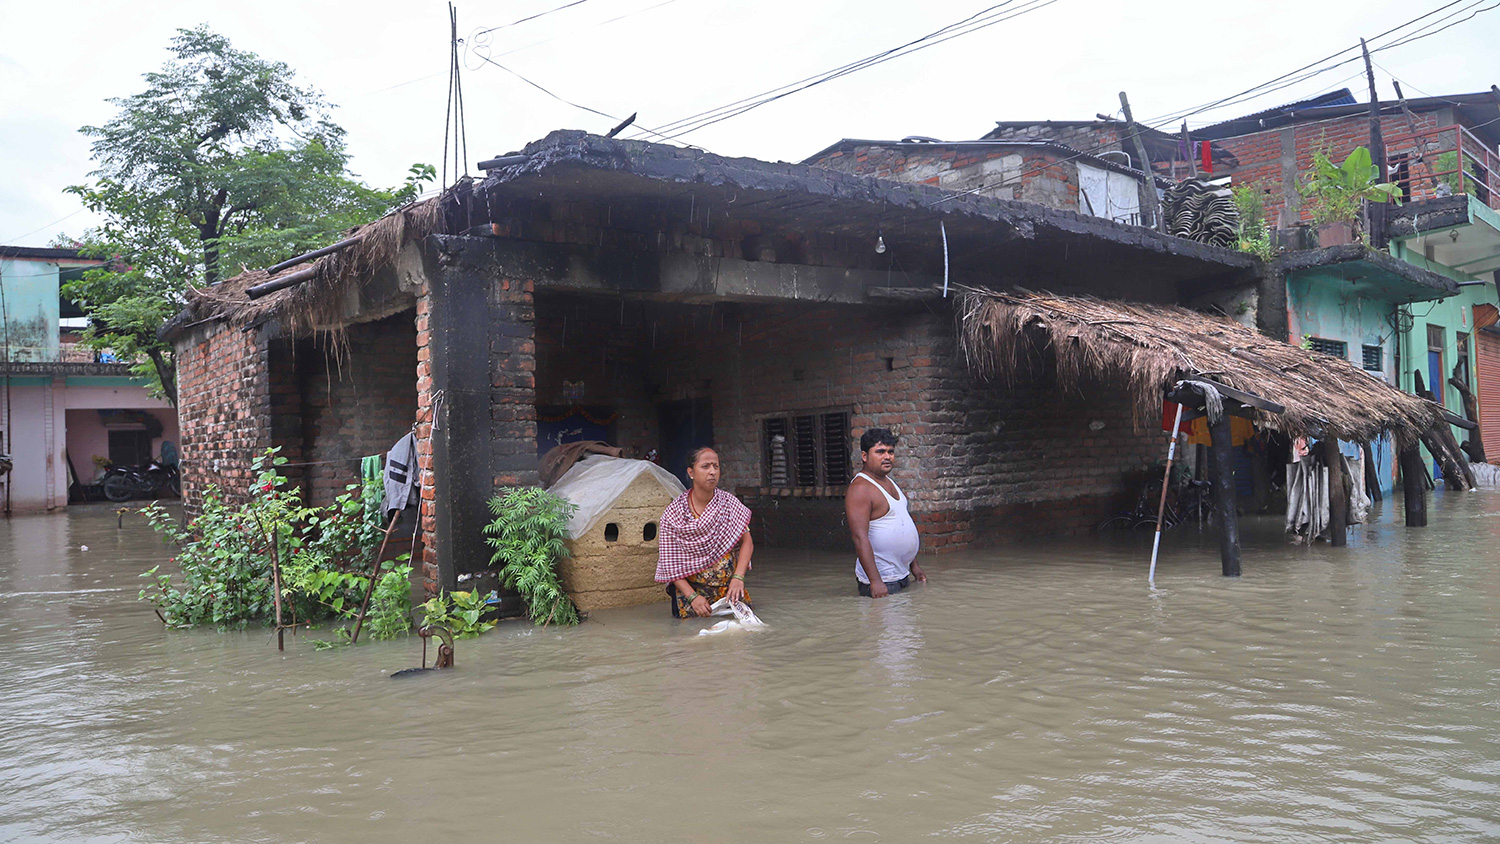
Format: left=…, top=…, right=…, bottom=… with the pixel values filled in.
left=683, top=591, right=699, bottom=602
left=731, top=574, right=745, bottom=582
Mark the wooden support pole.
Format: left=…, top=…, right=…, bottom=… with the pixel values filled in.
left=1361, top=440, right=1382, bottom=502
left=1323, top=438, right=1348, bottom=547
left=1119, top=91, right=1161, bottom=230
left=1208, top=412, right=1241, bottom=576
left=1361, top=39, right=1387, bottom=182
left=1181, top=121, right=1198, bottom=178
left=1399, top=443, right=1428, bottom=527
left=349, top=511, right=403, bottom=645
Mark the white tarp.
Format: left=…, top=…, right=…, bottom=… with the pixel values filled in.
left=549, top=455, right=685, bottom=540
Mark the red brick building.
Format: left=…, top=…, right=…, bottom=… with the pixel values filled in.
left=164, top=131, right=1264, bottom=604
left=1193, top=88, right=1500, bottom=226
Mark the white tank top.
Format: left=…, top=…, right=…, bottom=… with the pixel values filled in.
left=852, top=472, right=921, bottom=584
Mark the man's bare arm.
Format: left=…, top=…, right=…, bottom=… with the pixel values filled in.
left=845, top=483, right=887, bottom=595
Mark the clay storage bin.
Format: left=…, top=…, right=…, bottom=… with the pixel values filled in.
left=549, top=456, right=685, bottom=611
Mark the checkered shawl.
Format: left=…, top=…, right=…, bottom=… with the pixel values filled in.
left=654, top=488, right=752, bottom=582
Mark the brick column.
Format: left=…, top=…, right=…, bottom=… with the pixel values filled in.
left=425, top=246, right=539, bottom=594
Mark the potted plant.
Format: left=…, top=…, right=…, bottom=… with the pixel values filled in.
left=1302, top=146, right=1402, bottom=246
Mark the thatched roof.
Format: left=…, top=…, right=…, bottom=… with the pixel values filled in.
left=161, top=198, right=444, bottom=340
left=956, top=288, right=1445, bottom=444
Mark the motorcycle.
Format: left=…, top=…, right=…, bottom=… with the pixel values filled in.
left=102, top=460, right=181, bottom=502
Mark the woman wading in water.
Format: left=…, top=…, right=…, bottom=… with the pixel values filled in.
left=655, top=447, right=754, bottom=618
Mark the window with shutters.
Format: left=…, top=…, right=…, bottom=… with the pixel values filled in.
left=1362, top=344, right=1383, bottom=372
left=1307, top=337, right=1347, bottom=359
left=761, top=410, right=851, bottom=489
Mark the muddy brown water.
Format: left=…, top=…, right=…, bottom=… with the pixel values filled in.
left=2, top=494, right=1499, bottom=843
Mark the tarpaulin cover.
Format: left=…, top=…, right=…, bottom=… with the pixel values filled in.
left=548, top=455, right=685, bottom=540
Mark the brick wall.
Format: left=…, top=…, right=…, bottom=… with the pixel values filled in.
left=530, top=294, right=1164, bottom=554
left=1215, top=111, right=1451, bottom=226
left=812, top=145, right=1084, bottom=211
left=175, top=322, right=272, bottom=512
left=289, top=314, right=418, bottom=506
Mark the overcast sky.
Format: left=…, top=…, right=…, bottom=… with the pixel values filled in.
left=2, top=0, right=1496, bottom=247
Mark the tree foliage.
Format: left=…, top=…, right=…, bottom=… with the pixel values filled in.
left=63, top=25, right=433, bottom=402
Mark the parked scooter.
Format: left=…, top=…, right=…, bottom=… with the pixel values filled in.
left=102, top=460, right=181, bottom=502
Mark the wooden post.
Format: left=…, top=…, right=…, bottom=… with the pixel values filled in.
left=1399, top=443, right=1428, bottom=527
left=1181, top=121, right=1199, bottom=178
left=1119, top=91, right=1161, bottom=230
left=1361, top=440, right=1382, bottom=502
left=1360, top=39, right=1387, bottom=181
left=1208, top=411, right=1241, bottom=576
left=1323, top=438, right=1347, bottom=547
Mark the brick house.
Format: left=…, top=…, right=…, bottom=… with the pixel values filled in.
left=1193, top=87, right=1500, bottom=227
left=165, top=130, right=1280, bottom=603
left=1197, top=89, right=1500, bottom=470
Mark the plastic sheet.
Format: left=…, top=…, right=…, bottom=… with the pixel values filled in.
left=698, top=596, right=768, bottom=635
left=548, top=455, right=685, bottom=540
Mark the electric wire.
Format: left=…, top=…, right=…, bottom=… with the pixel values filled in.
left=1143, top=0, right=1473, bottom=127
left=931, top=0, right=1500, bottom=205
left=474, top=0, right=597, bottom=36
left=470, top=0, right=680, bottom=62
left=633, top=0, right=1063, bottom=142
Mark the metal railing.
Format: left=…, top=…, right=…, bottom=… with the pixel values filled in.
left=2, top=344, right=114, bottom=364
left=1383, top=123, right=1500, bottom=210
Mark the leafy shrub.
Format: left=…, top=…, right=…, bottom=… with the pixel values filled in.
left=484, top=487, right=580, bottom=626
left=1231, top=182, right=1276, bottom=261
left=367, top=564, right=414, bottom=640
left=418, top=590, right=495, bottom=639
left=141, top=448, right=405, bottom=636
left=1302, top=145, right=1402, bottom=226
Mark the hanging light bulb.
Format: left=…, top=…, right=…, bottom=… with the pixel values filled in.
left=875, top=233, right=886, bottom=254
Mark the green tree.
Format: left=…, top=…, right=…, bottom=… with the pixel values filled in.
left=64, top=25, right=433, bottom=402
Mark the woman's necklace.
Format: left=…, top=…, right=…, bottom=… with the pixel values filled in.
left=689, top=491, right=710, bottom=518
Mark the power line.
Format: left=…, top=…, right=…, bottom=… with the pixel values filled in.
left=468, top=51, right=689, bottom=146
left=474, top=0, right=597, bottom=36
left=470, top=0, right=681, bottom=62
left=1142, top=0, right=1473, bottom=127
left=3, top=208, right=89, bottom=245
left=929, top=0, right=1500, bottom=204
left=634, top=0, right=1064, bottom=142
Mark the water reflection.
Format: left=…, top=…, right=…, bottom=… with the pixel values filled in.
left=1, top=494, right=1498, bottom=842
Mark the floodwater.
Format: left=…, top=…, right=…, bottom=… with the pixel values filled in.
left=3, top=494, right=1500, bottom=844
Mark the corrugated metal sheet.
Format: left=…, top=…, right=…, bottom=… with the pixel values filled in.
left=1478, top=329, right=1500, bottom=464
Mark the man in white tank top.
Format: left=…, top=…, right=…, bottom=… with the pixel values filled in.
left=844, top=428, right=926, bottom=598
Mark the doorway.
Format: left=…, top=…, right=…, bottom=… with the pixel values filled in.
left=658, top=398, right=713, bottom=486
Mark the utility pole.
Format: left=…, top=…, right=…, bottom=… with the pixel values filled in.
left=1360, top=39, right=1387, bottom=181
left=1119, top=91, right=1161, bottom=230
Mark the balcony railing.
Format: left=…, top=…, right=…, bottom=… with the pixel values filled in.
left=1383, top=123, right=1500, bottom=211
left=3, top=344, right=115, bottom=364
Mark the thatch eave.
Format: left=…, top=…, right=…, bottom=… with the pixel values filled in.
left=956, top=287, right=1445, bottom=444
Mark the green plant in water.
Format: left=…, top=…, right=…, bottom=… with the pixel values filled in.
left=367, top=564, right=415, bottom=640
left=484, top=486, right=580, bottom=626
left=1302, top=145, right=1403, bottom=226
left=141, top=448, right=407, bottom=638
left=419, top=590, right=496, bottom=639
